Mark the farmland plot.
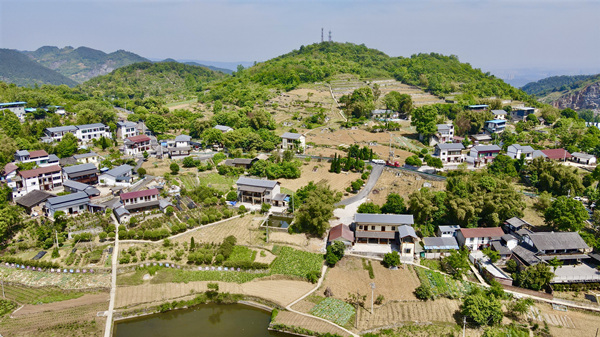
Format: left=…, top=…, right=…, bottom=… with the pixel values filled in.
left=310, top=297, right=355, bottom=326
left=273, top=310, right=352, bottom=337
left=415, top=267, right=475, bottom=299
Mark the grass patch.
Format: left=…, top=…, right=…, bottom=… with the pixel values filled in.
left=270, top=246, right=323, bottom=278
left=179, top=175, right=198, bottom=190
left=310, top=297, right=355, bottom=326
left=165, top=99, right=198, bottom=107
left=420, top=259, right=442, bottom=271
left=227, top=246, right=256, bottom=263
left=3, top=285, right=88, bottom=305
left=414, top=266, right=476, bottom=299
left=198, top=173, right=236, bottom=193
left=151, top=268, right=269, bottom=284
left=116, top=269, right=147, bottom=286
left=362, top=258, right=374, bottom=279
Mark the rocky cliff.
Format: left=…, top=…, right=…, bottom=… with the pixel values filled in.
left=553, top=81, right=600, bottom=111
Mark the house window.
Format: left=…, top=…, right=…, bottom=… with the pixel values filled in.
left=391, top=226, right=396, bottom=231
left=358, top=225, right=363, bottom=230
left=371, top=226, right=375, bottom=231
left=381, top=226, right=386, bottom=232
left=404, top=248, right=411, bottom=254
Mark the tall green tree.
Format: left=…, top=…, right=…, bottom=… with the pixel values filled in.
left=411, top=105, right=438, bottom=143
left=381, top=193, right=406, bottom=214
left=294, top=183, right=340, bottom=237
left=146, top=114, right=167, bottom=134
left=56, top=133, right=78, bottom=158
left=544, top=196, right=588, bottom=231
left=461, top=292, right=503, bottom=326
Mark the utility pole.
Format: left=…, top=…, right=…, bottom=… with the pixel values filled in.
left=370, top=282, right=376, bottom=314
left=462, top=316, right=466, bottom=337
left=354, top=289, right=359, bottom=328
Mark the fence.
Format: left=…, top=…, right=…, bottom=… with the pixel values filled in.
left=115, top=262, right=270, bottom=275
left=1, top=262, right=111, bottom=274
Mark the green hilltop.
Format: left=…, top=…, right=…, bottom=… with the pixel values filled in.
left=204, top=42, right=534, bottom=107
left=522, top=74, right=600, bottom=98
left=0, top=49, right=78, bottom=87
left=24, top=46, right=150, bottom=83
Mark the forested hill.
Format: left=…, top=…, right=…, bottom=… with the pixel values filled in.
left=0, top=49, right=78, bottom=87
left=522, top=74, right=599, bottom=97
left=23, top=46, right=149, bottom=83
left=79, top=62, right=227, bottom=101
left=205, top=42, right=533, bottom=107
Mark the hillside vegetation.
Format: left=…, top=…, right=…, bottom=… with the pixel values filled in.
left=204, top=42, right=534, bottom=107
left=522, top=74, right=599, bottom=97
left=79, top=62, right=227, bottom=101
left=24, top=46, right=149, bottom=83
left=0, top=49, right=78, bottom=87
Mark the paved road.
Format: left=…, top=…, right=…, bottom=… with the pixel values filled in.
left=103, top=215, right=120, bottom=337
left=336, top=164, right=384, bottom=207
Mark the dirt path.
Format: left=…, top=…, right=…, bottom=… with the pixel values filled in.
left=12, top=293, right=109, bottom=317
left=274, top=311, right=353, bottom=337
left=103, top=215, right=120, bottom=337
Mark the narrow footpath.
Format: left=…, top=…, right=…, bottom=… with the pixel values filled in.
left=104, top=215, right=120, bottom=337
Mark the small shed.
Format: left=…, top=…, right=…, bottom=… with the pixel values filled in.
left=422, top=237, right=459, bottom=259
left=571, top=152, right=596, bottom=165
left=328, top=224, right=354, bottom=246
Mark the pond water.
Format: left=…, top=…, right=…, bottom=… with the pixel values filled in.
left=267, top=215, right=294, bottom=228
left=114, top=303, right=290, bottom=337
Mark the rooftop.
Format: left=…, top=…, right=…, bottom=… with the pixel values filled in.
left=281, top=132, right=303, bottom=140
left=214, top=125, right=233, bottom=132
left=436, top=143, right=464, bottom=151
left=472, top=145, right=501, bottom=152
left=236, top=177, right=278, bottom=189
left=571, top=152, right=595, bottom=160
left=505, top=217, right=530, bottom=229
left=120, top=188, right=159, bottom=200
left=528, top=232, right=590, bottom=251
left=117, top=121, right=137, bottom=128
left=76, top=123, right=107, bottom=129
left=485, top=119, right=506, bottom=124
left=398, top=225, right=418, bottom=239
left=102, top=164, right=133, bottom=178
left=63, top=163, right=98, bottom=175
left=73, top=152, right=98, bottom=160
left=45, top=192, right=89, bottom=207
left=354, top=213, right=414, bottom=225
left=491, top=110, right=507, bottom=115
left=541, top=148, right=571, bottom=160
left=126, top=135, right=151, bottom=143
left=423, top=237, right=459, bottom=250
left=458, top=227, right=504, bottom=239
left=510, top=144, right=535, bottom=153
left=15, top=190, right=55, bottom=208
left=175, top=135, right=192, bottom=142
left=328, top=224, right=354, bottom=242
left=46, top=125, right=78, bottom=133
left=19, top=165, right=61, bottom=179
left=0, top=101, right=26, bottom=106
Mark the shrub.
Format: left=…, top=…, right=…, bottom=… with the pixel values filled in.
left=382, top=251, right=400, bottom=268
left=170, top=162, right=180, bottom=175
left=414, top=284, right=434, bottom=301
left=307, top=270, right=320, bottom=284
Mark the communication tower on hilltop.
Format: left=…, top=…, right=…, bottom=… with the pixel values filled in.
left=321, top=28, right=324, bottom=42
left=328, top=30, right=332, bottom=42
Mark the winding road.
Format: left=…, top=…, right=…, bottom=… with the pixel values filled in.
left=335, top=164, right=384, bottom=207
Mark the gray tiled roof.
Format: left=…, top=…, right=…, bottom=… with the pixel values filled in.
left=45, top=192, right=89, bottom=210
left=423, top=237, right=459, bottom=250
left=528, top=232, right=590, bottom=251
left=281, top=132, right=303, bottom=140
left=572, top=152, right=595, bottom=160
left=492, top=110, right=507, bottom=115
left=436, top=143, right=464, bottom=151
left=510, top=144, right=535, bottom=153
left=473, top=145, right=501, bottom=152
left=505, top=217, right=530, bottom=229
left=117, top=121, right=137, bottom=128
left=102, top=164, right=133, bottom=177
left=398, top=225, right=418, bottom=239
left=73, top=152, right=98, bottom=160
left=114, top=206, right=130, bottom=217
left=214, top=125, right=233, bottom=132
left=354, top=213, right=414, bottom=225
left=63, top=163, right=98, bottom=175
left=76, top=123, right=107, bottom=129
left=236, top=177, right=278, bottom=189
left=46, top=125, right=78, bottom=133
left=175, top=135, right=191, bottom=142
left=15, top=190, right=55, bottom=208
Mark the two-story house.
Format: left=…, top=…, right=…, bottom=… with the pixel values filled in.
left=0, top=101, right=27, bottom=122
left=120, top=188, right=160, bottom=213
left=62, top=163, right=99, bottom=185
left=124, top=135, right=152, bottom=156
left=44, top=192, right=92, bottom=218
left=116, top=121, right=139, bottom=140
left=469, top=145, right=501, bottom=166
left=437, top=225, right=460, bottom=237
left=43, top=125, right=78, bottom=142
left=456, top=227, right=505, bottom=251
left=511, top=107, right=536, bottom=122
left=434, top=143, right=464, bottom=163
left=14, top=150, right=52, bottom=167
left=165, top=134, right=192, bottom=158
left=280, top=132, right=306, bottom=152
left=98, top=164, right=133, bottom=186
left=430, top=124, right=454, bottom=146
left=491, top=110, right=507, bottom=120
left=73, top=152, right=101, bottom=166
left=354, top=213, right=414, bottom=245
left=506, top=144, right=547, bottom=161
left=484, top=120, right=506, bottom=135
left=10, top=165, right=63, bottom=199
left=236, top=177, right=282, bottom=205
left=75, top=123, right=112, bottom=142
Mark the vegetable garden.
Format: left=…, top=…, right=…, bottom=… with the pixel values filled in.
left=415, top=267, right=476, bottom=299
left=310, top=297, right=355, bottom=326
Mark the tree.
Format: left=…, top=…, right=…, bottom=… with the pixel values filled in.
left=461, top=293, right=503, bottom=326
left=341, top=87, right=375, bottom=119
left=137, top=167, right=146, bottom=178
left=190, top=237, right=196, bottom=251
left=487, top=154, right=518, bottom=177
left=226, top=191, right=237, bottom=201
left=514, top=263, right=554, bottom=291
left=1, top=109, right=22, bottom=137
left=146, top=114, right=167, bottom=134
left=544, top=196, right=588, bottom=231
left=170, top=162, right=180, bottom=175
left=382, top=251, right=400, bottom=268
left=325, top=241, right=345, bottom=266
left=405, top=155, right=422, bottom=167
left=201, top=128, right=223, bottom=147
left=182, top=156, right=197, bottom=168
left=143, top=151, right=149, bottom=160
left=261, top=203, right=271, bottom=214
left=442, top=247, right=470, bottom=278
left=357, top=202, right=381, bottom=214
left=56, top=133, right=78, bottom=158
left=483, top=247, right=500, bottom=263
left=294, top=183, right=340, bottom=237
left=384, top=92, right=413, bottom=115
left=414, top=284, right=434, bottom=301
left=411, top=105, right=438, bottom=143
left=508, top=298, right=534, bottom=320
left=381, top=193, right=406, bottom=214
left=165, top=206, right=174, bottom=216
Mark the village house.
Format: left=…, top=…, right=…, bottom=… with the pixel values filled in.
left=398, top=225, right=419, bottom=258
left=353, top=213, right=414, bottom=245
left=98, top=164, right=133, bottom=186
left=484, top=120, right=506, bottom=135
left=14, top=190, right=55, bottom=215
left=540, top=148, right=571, bottom=161
left=456, top=227, right=505, bottom=251
left=430, top=124, right=454, bottom=146
left=571, top=152, right=597, bottom=165
left=14, top=150, right=53, bottom=167
left=511, top=107, right=536, bottom=122
left=328, top=224, right=355, bottom=247
left=223, top=158, right=258, bottom=170
left=44, top=192, right=93, bottom=218
left=62, top=163, right=99, bottom=185
left=214, top=125, right=233, bottom=133
left=466, top=104, right=489, bottom=111
left=470, top=133, right=492, bottom=144
left=437, top=225, right=460, bottom=238
left=73, top=152, right=101, bottom=166
left=468, top=144, right=501, bottom=166
left=62, top=180, right=100, bottom=197
left=9, top=165, right=63, bottom=199
left=503, top=217, right=532, bottom=235
left=120, top=188, right=160, bottom=213
left=506, top=144, right=546, bottom=161
left=491, top=110, right=507, bottom=120
left=235, top=177, right=282, bottom=205
left=0, top=101, right=27, bottom=122
left=511, top=231, right=592, bottom=268
left=43, top=125, right=78, bottom=142
left=280, top=132, right=306, bottom=152
left=116, top=121, right=139, bottom=140
left=42, top=123, right=111, bottom=143
left=433, top=143, right=464, bottom=163
left=164, top=134, right=192, bottom=159
left=123, top=135, right=152, bottom=156
left=113, top=206, right=131, bottom=224
left=422, top=236, right=459, bottom=259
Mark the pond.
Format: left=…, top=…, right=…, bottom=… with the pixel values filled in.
left=114, top=303, right=290, bottom=337
left=267, top=215, right=294, bottom=229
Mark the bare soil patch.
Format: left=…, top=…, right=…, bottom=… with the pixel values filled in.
left=529, top=302, right=600, bottom=337
left=278, top=163, right=362, bottom=193
left=274, top=310, right=352, bottom=337
left=367, top=168, right=446, bottom=205
left=12, top=293, right=109, bottom=317
left=318, top=257, right=420, bottom=303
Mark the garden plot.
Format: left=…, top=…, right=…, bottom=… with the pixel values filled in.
left=415, top=267, right=475, bottom=299
left=318, top=257, right=420, bottom=303
left=172, top=216, right=263, bottom=247
left=526, top=302, right=600, bottom=337
left=0, top=268, right=110, bottom=289
left=368, top=169, right=445, bottom=205
left=273, top=310, right=352, bottom=337
left=310, top=297, right=355, bottom=326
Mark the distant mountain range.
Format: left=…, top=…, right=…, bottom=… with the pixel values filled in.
left=0, top=48, right=78, bottom=87
left=522, top=74, right=600, bottom=110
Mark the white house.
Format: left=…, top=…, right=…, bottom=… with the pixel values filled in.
left=113, top=206, right=131, bottom=224
left=0, top=101, right=27, bottom=122
left=9, top=165, right=63, bottom=199
left=99, top=164, right=133, bottom=186
left=214, top=125, right=233, bottom=133
left=120, top=188, right=160, bottom=213
left=571, top=152, right=597, bottom=165
left=456, top=227, right=505, bottom=251
left=491, top=110, right=507, bottom=120
left=44, top=192, right=91, bottom=218
left=75, top=123, right=112, bottom=143
left=43, top=125, right=78, bottom=142
left=14, top=150, right=52, bottom=167
left=431, top=124, right=454, bottom=145
left=434, top=143, right=464, bottom=163
left=354, top=213, right=414, bottom=245
left=236, top=177, right=282, bottom=205
left=73, top=152, right=101, bottom=166
left=437, top=225, right=460, bottom=238
left=468, top=145, right=501, bottom=166
left=116, top=121, right=139, bottom=140
left=123, top=135, right=152, bottom=156
left=398, top=225, right=419, bottom=258
left=506, top=144, right=547, bottom=161
left=280, top=132, right=306, bottom=152
left=164, top=134, right=192, bottom=158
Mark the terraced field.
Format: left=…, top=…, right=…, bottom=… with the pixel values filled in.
left=2, top=284, right=89, bottom=305
left=356, top=298, right=461, bottom=330
left=273, top=310, right=352, bottom=337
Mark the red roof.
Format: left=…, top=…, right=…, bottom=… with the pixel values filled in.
left=120, top=188, right=159, bottom=200
left=459, top=227, right=504, bottom=239
left=28, top=150, right=49, bottom=158
left=19, top=165, right=61, bottom=179
left=3, top=162, right=18, bottom=175
left=127, top=135, right=151, bottom=143
left=328, top=224, right=354, bottom=242
left=541, top=148, right=571, bottom=160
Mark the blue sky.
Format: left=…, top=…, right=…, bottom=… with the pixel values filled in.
left=1, top=0, right=599, bottom=84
